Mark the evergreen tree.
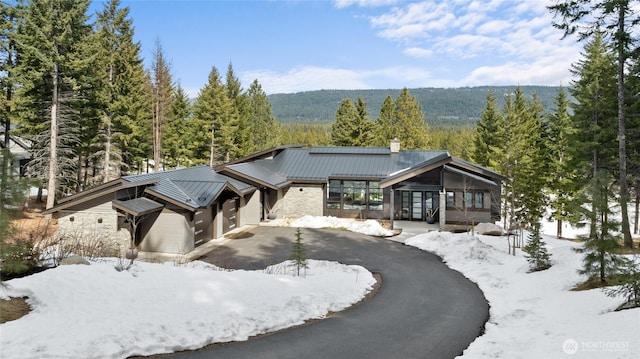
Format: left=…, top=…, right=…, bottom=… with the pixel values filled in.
left=246, top=79, right=280, bottom=152
left=225, top=63, right=250, bottom=158
left=394, top=88, right=428, bottom=149
left=289, top=227, right=308, bottom=277
left=163, top=85, right=192, bottom=168
left=150, top=39, right=173, bottom=171
left=549, top=0, right=639, bottom=248
left=568, top=31, right=618, bottom=240
left=15, top=0, right=92, bottom=208
left=605, top=255, right=640, bottom=309
left=626, top=53, right=640, bottom=235
left=576, top=171, right=622, bottom=283
left=523, top=223, right=552, bottom=272
left=473, top=90, right=502, bottom=168
left=545, top=87, right=579, bottom=238
left=93, top=0, right=150, bottom=181
left=373, top=95, right=395, bottom=147
left=331, top=98, right=359, bottom=146
left=192, top=66, right=237, bottom=165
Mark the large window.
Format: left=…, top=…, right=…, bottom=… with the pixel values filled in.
left=474, top=192, right=484, bottom=209
left=327, top=180, right=383, bottom=211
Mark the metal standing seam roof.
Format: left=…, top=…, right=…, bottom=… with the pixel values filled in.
left=224, top=147, right=453, bottom=187
left=112, top=197, right=164, bottom=217
left=122, top=166, right=255, bottom=210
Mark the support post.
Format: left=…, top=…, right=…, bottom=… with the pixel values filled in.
left=439, top=189, right=446, bottom=231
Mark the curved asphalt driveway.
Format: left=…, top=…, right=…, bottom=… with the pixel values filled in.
left=171, top=227, right=488, bottom=359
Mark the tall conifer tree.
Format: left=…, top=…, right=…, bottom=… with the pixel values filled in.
left=393, top=88, right=428, bottom=149
left=15, top=0, right=92, bottom=208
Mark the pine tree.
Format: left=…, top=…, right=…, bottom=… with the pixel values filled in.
left=394, top=88, right=428, bottom=149
left=545, top=87, right=579, bottom=238
left=192, top=66, right=237, bottom=165
left=568, top=31, right=618, bottom=240
left=93, top=0, right=150, bottom=181
left=523, top=224, right=552, bottom=272
left=163, top=85, right=192, bottom=168
left=15, top=0, right=92, bottom=208
left=605, top=255, right=640, bottom=309
left=289, top=227, right=308, bottom=277
left=373, top=95, right=394, bottom=147
left=246, top=79, right=280, bottom=152
left=576, top=171, right=622, bottom=284
left=549, top=0, right=639, bottom=248
left=473, top=90, right=502, bottom=168
left=225, top=63, right=250, bottom=158
left=150, top=39, right=173, bottom=171
left=331, top=98, right=359, bottom=146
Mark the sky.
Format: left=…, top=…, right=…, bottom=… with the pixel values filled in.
left=93, top=0, right=587, bottom=97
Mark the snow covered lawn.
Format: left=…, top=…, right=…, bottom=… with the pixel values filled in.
left=0, top=259, right=375, bottom=358
left=406, top=231, right=640, bottom=359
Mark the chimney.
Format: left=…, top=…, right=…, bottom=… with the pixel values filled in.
left=390, top=138, right=400, bottom=153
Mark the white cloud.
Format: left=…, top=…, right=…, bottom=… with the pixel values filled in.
left=461, top=57, right=577, bottom=87
left=403, top=46, right=433, bottom=58
left=333, top=0, right=398, bottom=8
left=241, top=65, right=435, bottom=94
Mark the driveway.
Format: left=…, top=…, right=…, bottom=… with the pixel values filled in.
left=171, top=226, right=488, bottom=359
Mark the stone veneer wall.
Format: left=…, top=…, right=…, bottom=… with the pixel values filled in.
left=56, top=202, right=129, bottom=255
left=282, top=184, right=324, bottom=218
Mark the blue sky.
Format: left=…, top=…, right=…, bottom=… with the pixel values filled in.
left=98, top=0, right=584, bottom=96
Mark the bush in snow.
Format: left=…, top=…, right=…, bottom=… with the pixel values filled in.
left=605, top=255, right=640, bottom=310
left=289, top=227, right=308, bottom=277
left=522, top=224, right=552, bottom=272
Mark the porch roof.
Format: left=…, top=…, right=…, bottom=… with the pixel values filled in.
left=112, top=197, right=164, bottom=217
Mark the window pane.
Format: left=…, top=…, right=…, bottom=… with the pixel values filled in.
left=474, top=192, right=483, bottom=209
left=464, top=192, right=473, bottom=208
left=327, top=180, right=341, bottom=209
left=368, top=182, right=383, bottom=211
left=344, top=181, right=366, bottom=210
left=446, top=191, right=455, bottom=208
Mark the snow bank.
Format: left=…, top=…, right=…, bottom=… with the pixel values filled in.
left=406, top=231, right=640, bottom=358
left=290, top=215, right=394, bottom=237
left=0, top=259, right=375, bottom=359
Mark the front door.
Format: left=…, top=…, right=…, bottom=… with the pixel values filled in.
left=411, top=191, right=423, bottom=220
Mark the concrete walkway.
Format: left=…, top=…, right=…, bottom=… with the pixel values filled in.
left=169, top=226, right=489, bottom=359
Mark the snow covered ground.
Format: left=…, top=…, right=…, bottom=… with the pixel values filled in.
left=0, top=259, right=375, bottom=358
left=406, top=231, right=640, bottom=359
left=1, top=215, right=639, bottom=358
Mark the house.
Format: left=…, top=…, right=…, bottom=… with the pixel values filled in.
left=0, top=124, right=31, bottom=177
left=45, top=166, right=258, bottom=254
left=45, top=142, right=506, bottom=255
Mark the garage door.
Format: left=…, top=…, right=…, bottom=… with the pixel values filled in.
left=222, top=197, right=238, bottom=233
left=194, top=206, right=213, bottom=246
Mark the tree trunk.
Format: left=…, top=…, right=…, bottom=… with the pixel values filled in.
left=104, top=121, right=111, bottom=182
left=557, top=219, right=563, bottom=239
left=634, top=191, right=639, bottom=235
left=46, top=63, right=59, bottom=212
left=209, top=127, right=215, bottom=167
left=617, top=6, right=633, bottom=248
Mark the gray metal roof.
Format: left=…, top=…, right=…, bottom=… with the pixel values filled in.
left=224, top=147, right=452, bottom=188
left=112, top=197, right=164, bottom=217
left=124, top=166, right=255, bottom=210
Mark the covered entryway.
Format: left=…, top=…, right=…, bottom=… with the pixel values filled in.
left=398, top=190, right=439, bottom=222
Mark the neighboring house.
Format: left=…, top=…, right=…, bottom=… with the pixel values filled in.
left=45, top=141, right=506, bottom=255
left=0, top=124, right=31, bottom=177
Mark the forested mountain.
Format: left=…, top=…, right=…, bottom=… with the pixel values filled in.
left=269, top=86, right=564, bottom=126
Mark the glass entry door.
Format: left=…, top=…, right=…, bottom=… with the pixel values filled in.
left=411, top=192, right=423, bottom=220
